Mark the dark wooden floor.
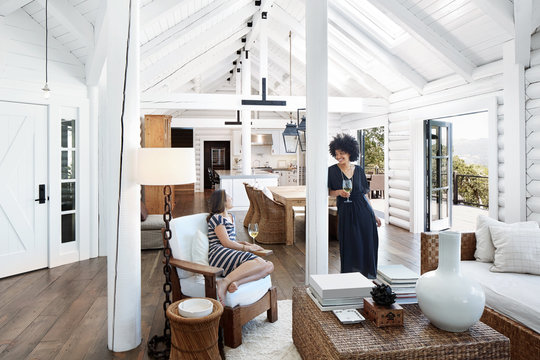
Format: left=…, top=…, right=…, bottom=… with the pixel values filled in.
left=0, top=190, right=419, bottom=360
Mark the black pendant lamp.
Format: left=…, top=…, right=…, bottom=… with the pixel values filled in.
left=282, top=121, right=298, bottom=153
left=297, top=115, right=306, bottom=152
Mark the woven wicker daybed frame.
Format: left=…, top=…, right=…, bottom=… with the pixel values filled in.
left=421, top=232, right=540, bottom=360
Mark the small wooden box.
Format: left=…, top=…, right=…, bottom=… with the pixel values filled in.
left=363, top=297, right=404, bottom=327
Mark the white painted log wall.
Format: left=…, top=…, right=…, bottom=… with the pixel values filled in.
left=525, top=31, right=540, bottom=222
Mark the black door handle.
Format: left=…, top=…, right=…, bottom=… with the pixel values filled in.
left=35, top=184, right=46, bottom=204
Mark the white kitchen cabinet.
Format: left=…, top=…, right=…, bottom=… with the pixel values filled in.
left=232, top=130, right=242, bottom=155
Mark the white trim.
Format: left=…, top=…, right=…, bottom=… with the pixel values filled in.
left=409, top=95, right=500, bottom=233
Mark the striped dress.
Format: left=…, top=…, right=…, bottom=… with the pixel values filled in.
left=207, top=213, right=257, bottom=276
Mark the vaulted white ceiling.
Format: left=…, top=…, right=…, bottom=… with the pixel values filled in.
left=10, top=0, right=540, bottom=118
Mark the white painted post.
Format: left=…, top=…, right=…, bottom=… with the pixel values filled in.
left=503, top=40, right=527, bottom=222
left=106, top=0, right=141, bottom=351
left=88, top=85, right=99, bottom=258
left=259, top=13, right=268, bottom=96
left=241, top=50, right=252, bottom=174
left=305, top=0, right=329, bottom=283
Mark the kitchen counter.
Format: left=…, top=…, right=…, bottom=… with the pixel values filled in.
left=215, top=170, right=279, bottom=179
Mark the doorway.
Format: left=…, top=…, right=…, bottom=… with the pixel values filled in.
left=357, top=126, right=385, bottom=220
left=203, top=141, right=230, bottom=189
left=0, top=102, right=48, bottom=278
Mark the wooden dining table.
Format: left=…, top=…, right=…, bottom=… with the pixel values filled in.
left=267, top=186, right=336, bottom=246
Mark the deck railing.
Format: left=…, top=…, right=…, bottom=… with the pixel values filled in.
left=453, top=172, right=489, bottom=208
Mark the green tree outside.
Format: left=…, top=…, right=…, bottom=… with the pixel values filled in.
left=453, top=155, right=489, bottom=207
left=362, top=127, right=384, bottom=172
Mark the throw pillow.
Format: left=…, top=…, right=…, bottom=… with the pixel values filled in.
left=489, top=226, right=540, bottom=275
left=141, top=201, right=148, bottom=222
left=191, top=230, right=209, bottom=266
left=474, top=215, right=538, bottom=262
left=262, top=186, right=274, bottom=201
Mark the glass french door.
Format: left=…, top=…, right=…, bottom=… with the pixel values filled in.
left=357, top=129, right=365, bottom=169
left=425, top=120, right=453, bottom=231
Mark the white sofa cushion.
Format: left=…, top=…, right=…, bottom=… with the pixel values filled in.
left=489, top=226, right=540, bottom=275
left=474, top=215, right=538, bottom=262
left=191, top=230, right=209, bottom=266
left=169, top=213, right=209, bottom=278
left=180, top=274, right=272, bottom=308
left=461, top=261, right=540, bottom=333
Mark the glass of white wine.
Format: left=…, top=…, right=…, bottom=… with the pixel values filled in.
left=248, top=223, right=259, bottom=243
left=343, top=179, right=352, bottom=203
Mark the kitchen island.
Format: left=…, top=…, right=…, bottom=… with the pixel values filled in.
left=215, top=170, right=279, bottom=211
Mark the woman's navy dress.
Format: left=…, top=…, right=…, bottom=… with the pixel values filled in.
left=328, top=164, right=379, bottom=278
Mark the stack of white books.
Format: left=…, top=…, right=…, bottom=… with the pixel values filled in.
left=376, top=264, right=419, bottom=305
left=307, top=272, right=375, bottom=311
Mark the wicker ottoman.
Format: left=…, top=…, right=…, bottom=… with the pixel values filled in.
left=292, top=286, right=509, bottom=360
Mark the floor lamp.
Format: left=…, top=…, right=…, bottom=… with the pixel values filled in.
left=137, top=148, right=195, bottom=359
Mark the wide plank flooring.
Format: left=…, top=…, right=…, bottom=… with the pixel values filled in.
left=0, top=190, right=418, bottom=360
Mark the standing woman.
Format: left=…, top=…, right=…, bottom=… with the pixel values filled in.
left=328, top=134, right=381, bottom=278
left=207, top=190, right=274, bottom=304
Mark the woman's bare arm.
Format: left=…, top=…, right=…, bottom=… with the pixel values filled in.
left=214, top=225, right=261, bottom=251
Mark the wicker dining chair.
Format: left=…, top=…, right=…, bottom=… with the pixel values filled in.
left=243, top=183, right=256, bottom=228
left=252, top=188, right=286, bottom=244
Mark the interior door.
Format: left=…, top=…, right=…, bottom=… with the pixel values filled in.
left=0, top=101, right=48, bottom=278
left=425, top=120, right=452, bottom=232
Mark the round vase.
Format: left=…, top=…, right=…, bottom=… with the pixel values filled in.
left=416, top=231, right=485, bottom=332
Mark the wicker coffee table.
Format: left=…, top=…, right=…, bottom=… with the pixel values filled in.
left=292, top=286, right=510, bottom=360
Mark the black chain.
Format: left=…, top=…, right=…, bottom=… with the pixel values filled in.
left=147, top=185, right=173, bottom=359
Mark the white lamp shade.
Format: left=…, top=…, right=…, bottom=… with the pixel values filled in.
left=137, top=148, right=196, bottom=185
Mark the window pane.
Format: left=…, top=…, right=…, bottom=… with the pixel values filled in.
left=61, top=182, right=75, bottom=211
left=61, top=151, right=76, bottom=179
left=61, top=119, right=76, bottom=148
left=61, top=213, right=76, bottom=243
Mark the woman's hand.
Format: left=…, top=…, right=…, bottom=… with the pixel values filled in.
left=375, top=216, right=382, bottom=227
left=337, top=189, right=350, bottom=198
left=247, top=244, right=264, bottom=252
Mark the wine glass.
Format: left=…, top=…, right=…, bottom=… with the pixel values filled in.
left=248, top=223, right=259, bottom=242
left=343, top=179, right=352, bottom=203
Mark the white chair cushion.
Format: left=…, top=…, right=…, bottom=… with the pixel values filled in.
left=461, top=261, right=540, bottom=334
left=169, top=213, right=209, bottom=279
left=191, top=230, right=209, bottom=266
left=262, top=186, right=274, bottom=201
left=489, top=226, right=540, bottom=275
left=474, top=215, right=538, bottom=262
left=180, top=274, right=272, bottom=308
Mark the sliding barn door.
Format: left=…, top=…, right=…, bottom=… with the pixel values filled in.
left=0, top=101, right=48, bottom=278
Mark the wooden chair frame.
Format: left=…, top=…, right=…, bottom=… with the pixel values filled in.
left=163, top=236, right=278, bottom=348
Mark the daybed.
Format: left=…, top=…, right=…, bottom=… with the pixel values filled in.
left=421, top=232, right=540, bottom=360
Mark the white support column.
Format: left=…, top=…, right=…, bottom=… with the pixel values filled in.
left=503, top=40, right=527, bottom=222
left=106, top=0, right=141, bottom=352
left=305, top=0, right=329, bottom=283
left=241, top=50, right=252, bottom=174
left=88, top=85, right=99, bottom=258
left=258, top=13, right=268, bottom=95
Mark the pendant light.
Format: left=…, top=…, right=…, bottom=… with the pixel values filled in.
left=297, top=114, right=306, bottom=152
left=282, top=30, right=297, bottom=153
left=42, top=0, right=51, bottom=99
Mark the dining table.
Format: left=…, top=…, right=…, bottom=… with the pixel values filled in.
left=267, top=186, right=336, bottom=246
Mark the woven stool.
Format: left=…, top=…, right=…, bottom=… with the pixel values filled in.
left=167, top=298, right=224, bottom=360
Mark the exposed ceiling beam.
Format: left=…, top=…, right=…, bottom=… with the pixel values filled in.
left=329, top=3, right=427, bottom=93
left=175, top=56, right=236, bottom=91
left=471, top=0, right=514, bottom=36
left=141, top=93, right=389, bottom=113
left=514, top=0, right=532, bottom=66
left=141, top=0, right=239, bottom=56
left=364, top=0, right=475, bottom=82
left=140, top=0, right=189, bottom=26
left=144, top=37, right=245, bottom=93
left=0, top=0, right=32, bottom=17
left=244, top=0, right=274, bottom=51
left=141, top=4, right=254, bottom=86
left=35, top=0, right=94, bottom=48
left=86, top=0, right=108, bottom=85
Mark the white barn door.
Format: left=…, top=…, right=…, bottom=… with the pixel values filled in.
left=0, top=101, right=48, bottom=278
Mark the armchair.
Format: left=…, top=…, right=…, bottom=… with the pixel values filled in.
left=167, top=213, right=278, bottom=348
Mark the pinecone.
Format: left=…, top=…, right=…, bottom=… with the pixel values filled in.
left=370, top=284, right=396, bottom=306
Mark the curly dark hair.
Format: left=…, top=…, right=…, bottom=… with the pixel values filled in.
left=329, top=133, right=360, bottom=162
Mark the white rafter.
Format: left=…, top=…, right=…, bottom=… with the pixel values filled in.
left=244, top=0, right=275, bottom=51
left=86, top=0, right=108, bottom=85
left=0, top=0, right=32, bottom=16
left=329, top=2, right=427, bottom=93
left=364, top=0, right=475, bottom=82
left=471, top=0, right=514, bottom=36
left=141, top=0, right=239, bottom=56
left=140, top=0, right=189, bottom=26
left=35, top=0, right=94, bottom=48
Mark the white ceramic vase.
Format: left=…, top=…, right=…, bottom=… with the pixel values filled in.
left=416, top=231, right=486, bottom=332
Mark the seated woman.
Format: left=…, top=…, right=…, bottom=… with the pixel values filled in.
left=207, top=189, right=274, bottom=304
